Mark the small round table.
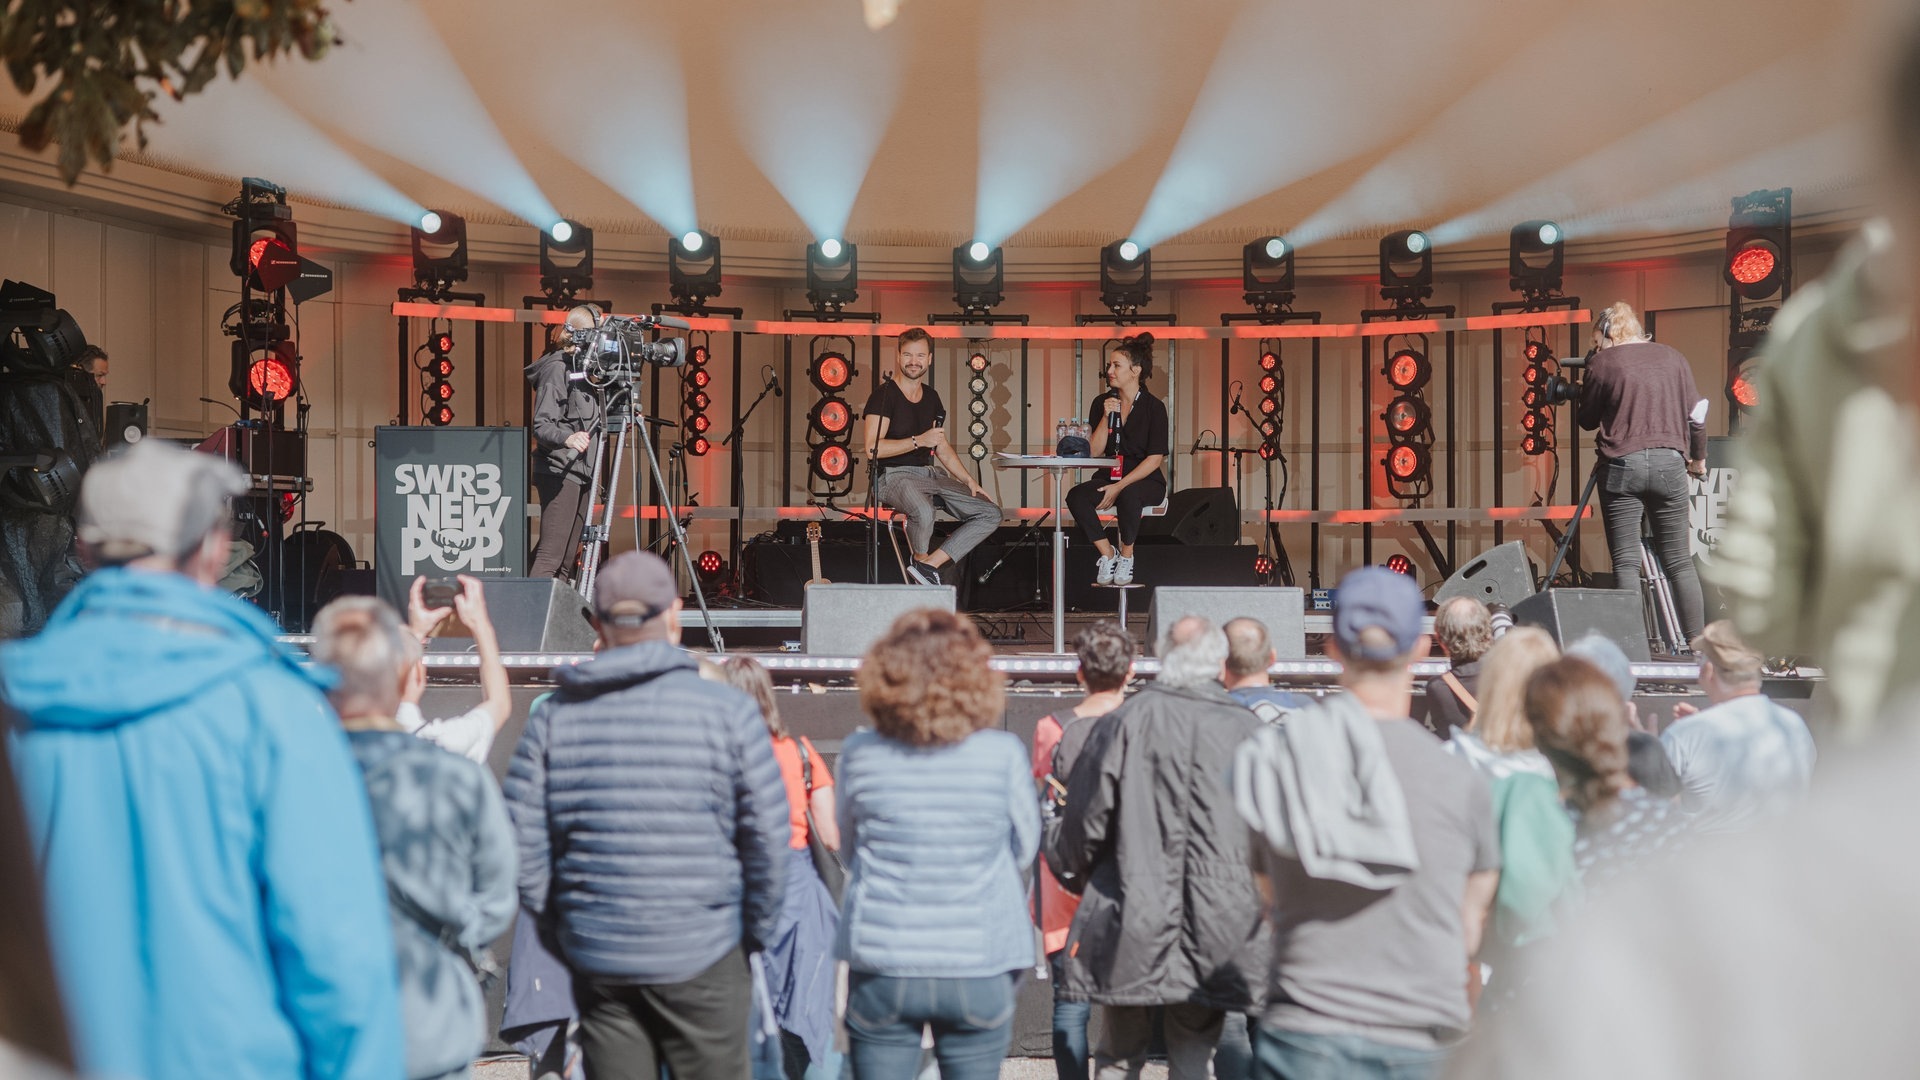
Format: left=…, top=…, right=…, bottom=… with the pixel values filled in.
left=993, top=453, right=1120, bottom=653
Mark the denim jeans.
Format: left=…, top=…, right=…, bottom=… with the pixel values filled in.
left=845, top=972, right=1017, bottom=1080
left=1251, top=1027, right=1447, bottom=1080
left=1048, top=952, right=1089, bottom=1080
left=1596, top=447, right=1705, bottom=642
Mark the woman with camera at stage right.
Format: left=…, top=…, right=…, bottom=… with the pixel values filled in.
left=1066, top=333, right=1169, bottom=587
left=1576, top=301, right=1709, bottom=647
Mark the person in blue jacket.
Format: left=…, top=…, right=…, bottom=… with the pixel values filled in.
left=0, top=440, right=404, bottom=1080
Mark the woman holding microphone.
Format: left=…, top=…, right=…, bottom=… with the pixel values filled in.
left=1066, top=333, right=1170, bottom=586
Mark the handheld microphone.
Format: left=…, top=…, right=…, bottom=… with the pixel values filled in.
left=766, top=372, right=783, bottom=398
left=1229, top=391, right=1245, bottom=417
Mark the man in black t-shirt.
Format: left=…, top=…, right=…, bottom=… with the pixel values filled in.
left=863, top=328, right=1002, bottom=586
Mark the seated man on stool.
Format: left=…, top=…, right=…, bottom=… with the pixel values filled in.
left=864, top=327, right=1002, bottom=585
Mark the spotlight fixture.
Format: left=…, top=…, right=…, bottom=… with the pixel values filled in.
left=411, top=210, right=469, bottom=292
left=1253, top=553, right=1276, bottom=582
left=696, top=549, right=726, bottom=584
left=1724, top=188, right=1792, bottom=422
left=952, top=242, right=1004, bottom=314
left=1380, top=332, right=1433, bottom=499
left=1385, top=553, right=1416, bottom=579
left=1378, top=229, right=1433, bottom=304
left=1099, top=239, right=1151, bottom=316
left=224, top=177, right=331, bottom=304
left=421, top=325, right=456, bottom=426
left=1509, top=220, right=1564, bottom=299
left=229, top=338, right=297, bottom=411
left=964, top=349, right=992, bottom=461
left=806, top=240, right=859, bottom=312
left=806, top=344, right=857, bottom=496
left=1518, top=335, right=1570, bottom=456
left=682, top=337, right=713, bottom=456
left=1243, top=237, right=1295, bottom=311
left=668, top=229, right=723, bottom=311
left=540, top=219, right=593, bottom=299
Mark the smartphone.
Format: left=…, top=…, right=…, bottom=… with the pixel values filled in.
left=422, top=579, right=459, bottom=609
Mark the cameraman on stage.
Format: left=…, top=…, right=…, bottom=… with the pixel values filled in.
left=526, top=304, right=603, bottom=580
left=1576, top=300, right=1709, bottom=645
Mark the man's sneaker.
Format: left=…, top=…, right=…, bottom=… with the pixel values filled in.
left=1095, top=554, right=1118, bottom=585
left=907, top=561, right=941, bottom=586
left=1114, top=555, right=1136, bottom=585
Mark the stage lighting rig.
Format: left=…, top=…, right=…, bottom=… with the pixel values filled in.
left=1244, top=237, right=1295, bottom=313
left=1378, top=230, right=1433, bottom=306
left=683, top=337, right=714, bottom=457
left=953, top=242, right=1005, bottom=314
left=1509, top=220, right=1564, bottom=301
left=965, top=350, right=992, bottom=462
left=806, top=344, right=857, bottom=495
left=1381, top=333, right=1434, bottom=499
left=669, top=230, right=723, bottom=311
left=1255, top=343, right=1285, bottom=460
left=411, top=210, right=469, bottom=296
left=1100, top=240, right=1151, bottom=316
left=806, top=239, right=859, bottom=312
left=420, top=325, right=457, bottom=426
left=1723, top=188, right=1791, bottom=423
left=540, top=219, right=594, bottom=300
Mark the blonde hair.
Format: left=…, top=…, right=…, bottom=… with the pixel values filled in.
left=1692, top=620, right=1763, bottom=689
left=1471, top=626, right=1560, bottom=753
left=1594, top=301, right=1648, bottom=349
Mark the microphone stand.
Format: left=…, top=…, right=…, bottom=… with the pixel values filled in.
left=722, top=377, right=779, bottom=595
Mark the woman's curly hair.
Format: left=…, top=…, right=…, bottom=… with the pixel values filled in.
left=857, top=608, right=1005, bottom=747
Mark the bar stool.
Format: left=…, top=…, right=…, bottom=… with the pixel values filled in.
left=1093, top=581, right=1146, bottom=630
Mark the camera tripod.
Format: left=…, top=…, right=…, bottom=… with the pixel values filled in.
left=577, top=375, right=724, bottom=652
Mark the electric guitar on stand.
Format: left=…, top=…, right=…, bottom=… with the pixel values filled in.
left=807, top=522, right=830, bottom=586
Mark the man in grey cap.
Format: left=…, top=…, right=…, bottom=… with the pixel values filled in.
left=1234, top=567, right=1499, bottom=1080
left=1, top=439, right=404, bottom=1079
left=504, top=550, right=788, bottom=1080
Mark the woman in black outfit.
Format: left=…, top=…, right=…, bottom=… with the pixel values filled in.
left=1575, top=301, right=1708, bottom=643
left=1066, top=333, right=1169, bottom=586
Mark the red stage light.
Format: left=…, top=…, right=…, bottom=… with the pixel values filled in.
left=429, top=331, right=454, bottom=355
left=813, top=399, right=851, bottom=435
left=1521, top=410, right=1542, bottom=431
left=691, top=368, right=711, bottom=388
left=249, top=358, right=295, bottom=402
left=1521, top=430, right=1554, bottom=456
left=1259, top=397, right=1278, bottom=416
left=691, top=414, right=711, bottom=433
left=1259, top=351, right=1279, bottom=372
left=1524, top=341, right=1543, bottom=361
left=1385, top=396, right=1427, bottom=434
left=1387, top=444, right=1426, bottom=481
left=1260, top=420, right=1278, bottom=439
left=1387, top=349, right=1429, bottom=391
left=814, top=444, right=851, bottom=479
left=697, top=549, right=724, bottom=576
left=1385, top=553, right=1415, bottom=577
left=688, top=390, right=710, bottom=411
left=426, top=403, right=455, bottom=426
left=1730, top=372, right=1759, bottom=409
left=969, top=352, right=989, bottom=372
left=813, top=352, right=851, bottom=391
left=691, top=345, right=710, bottom=366
left=1258, top=442, right=1278, bottom=460
left=246, top=235, right=300, bottom=293
left=1253, top=554, right=1275, bottom=577
left=429, top=379, right=454, bottom=402
left=688, top=435, right=712, bottom=457
left=1259, top=374, right=1279, bottom=394
left=1523, top=387, right=1547, bottom=409
left=429, top=356, right=454, bottom=378
left=1729, top=242, right=1777, bottom=286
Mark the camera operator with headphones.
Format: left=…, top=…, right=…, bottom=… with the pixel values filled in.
left=525, top=304, right=603, bottom=580
left=1576, top=301, right=1709, bottom=645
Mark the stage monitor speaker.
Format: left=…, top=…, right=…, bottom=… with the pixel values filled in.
left=1512, top=588, right=1649, bottom=662
left=1145, top=587, right=1305, bottom=659
left=425, top=577, right=595, bottom=653
left=1433, top=541, right=1536, bottom=610
left=803, top=583, right=955, bottom=657
left=1137, top=486, right=1240, bottom=546
left=104, top=401, right=148, bottom=450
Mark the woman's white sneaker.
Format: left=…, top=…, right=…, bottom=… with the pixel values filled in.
left=1095, top=554, right=1117, bottom=585
left=1114, top=555, right=1136, bottom=585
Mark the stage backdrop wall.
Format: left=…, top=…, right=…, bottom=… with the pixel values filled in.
left=0, top=195, right=1845, bottom=594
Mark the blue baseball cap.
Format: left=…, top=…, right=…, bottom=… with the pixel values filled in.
left=1333, top=567, right=1426, bottom=661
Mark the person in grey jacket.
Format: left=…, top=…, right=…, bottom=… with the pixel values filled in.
left=313, top=596, right=519, bottom=1080
left=504, top=551, right=789, bottom=1080
left=836, top=608, right=1039, bottom=1080
left=526, top=306, right=603, bottom=579
left=1052, top=616, right=1272, bottom=1080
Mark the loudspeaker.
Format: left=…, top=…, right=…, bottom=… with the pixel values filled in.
left=1137, top=486, right=1241, bottom=546
left=1512, top=588, right=1649, bottom=662
left=425, top=577, right=595, bottom=653
left=104, top=401, right=148, bottom=449
left=803, top=583, right=955, bottom=656
left=1145, top=587, right=1305, bottom=659
left=1434, top=541, right=1536, bottom=609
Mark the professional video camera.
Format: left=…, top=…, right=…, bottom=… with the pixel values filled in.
left=569, top=312, right=689, bottom=387
left=1536, top=342, right=1597, bottom=407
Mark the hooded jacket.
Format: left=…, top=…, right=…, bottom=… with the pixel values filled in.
left=503, top=642, right=789, bottom=984
left=1049, top=680, right=1272, bottom=1009
left=526, top=349, right=600, bottom=485
left=1, top=567, right=404, bottom=1080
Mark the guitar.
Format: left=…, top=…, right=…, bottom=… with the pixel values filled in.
left=807, top=522, right=830, bottom=586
